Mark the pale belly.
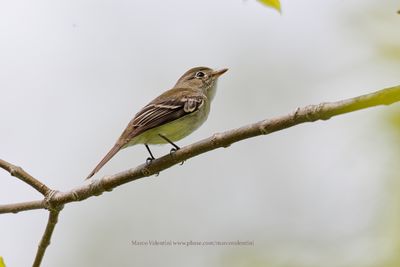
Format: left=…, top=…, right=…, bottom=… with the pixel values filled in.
left=125, top=103, right=210, bottom=146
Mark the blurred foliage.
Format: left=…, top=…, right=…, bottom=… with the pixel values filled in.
left=370, top=3, right=400, bottom=264
left=257, top=0, right=281, bottom=13
left=0, top=256, right=5, bottom=267
left=378, top=108, right=400, bottom=267
left=388, top=109, right=400, bottom=133
left=347, top=4, right=400, bottom=61
left=348, top=4, right=400, bottom=263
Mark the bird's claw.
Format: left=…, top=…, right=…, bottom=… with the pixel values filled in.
left=169, top=148, right=184, bottom=165
left=145, top=157, right=159, bottom=176
left=146, top=157, right=154, bottom=165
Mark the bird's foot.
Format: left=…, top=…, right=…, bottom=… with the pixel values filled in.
left=146, top=157, right=155, bottom=165
left=169, top=147, right=185, bottom=165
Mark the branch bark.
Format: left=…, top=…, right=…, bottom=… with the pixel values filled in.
left=0, top=159, right=50, bottom=196
left=51, top=84, right=400, bottom=204
left=0, top=200, right=45, bottom=214
left=32, top=210, right=61, bottom=267
left=1, top=84, right=399, bottom=267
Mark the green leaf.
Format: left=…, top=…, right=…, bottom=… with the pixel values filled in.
left=257, top=0, right=281, bottom=13
left=0, top=256, right=6, bottom=267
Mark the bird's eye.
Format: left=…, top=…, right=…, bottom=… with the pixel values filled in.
left=195, top=71, right=206, bottom=78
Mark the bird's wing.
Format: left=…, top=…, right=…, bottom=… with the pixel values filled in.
left=86, top=88, right=205, bottom=179
left=125, top=88, right=206, bottom=140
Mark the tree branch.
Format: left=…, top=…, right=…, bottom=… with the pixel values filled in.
left=1, top=84, right=400, bottom=267
left=32, top=209, right=61, bottom=267
left=0, top=159, right=50, bottom=196
left=0, top=200, right=45, bottom=214
left=47, top=84, right=400, bottom=205
left=0, top=162, right=60, bottom=267
left=4, top=85, right=400, bottom=210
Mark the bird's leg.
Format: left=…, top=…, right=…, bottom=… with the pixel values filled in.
left=145, top=144, right=155, bottom=165
left=158, top=134, right=180, bottom=152
left=158, top=134, right=185, bottom=165
left=144, top=144, right=159, bottom=176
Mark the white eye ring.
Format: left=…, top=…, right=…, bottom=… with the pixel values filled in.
left=195, top=71, right=206, bottom=78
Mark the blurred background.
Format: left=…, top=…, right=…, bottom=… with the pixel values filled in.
left=1, top=0, right=399, bottom=266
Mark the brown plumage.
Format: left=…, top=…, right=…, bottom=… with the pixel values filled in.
left=86, top=67, right=228, bottom=179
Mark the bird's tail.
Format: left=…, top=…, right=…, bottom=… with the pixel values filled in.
left=86, top=142, right=124, bottom=180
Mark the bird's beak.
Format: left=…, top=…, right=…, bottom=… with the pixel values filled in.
left=212, top=68, right=228, bottom=77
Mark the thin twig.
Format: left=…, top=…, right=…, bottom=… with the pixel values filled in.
left=32, top=209, right=61, bottom=267
left=0, top=200, right=44, bottom=214
left=0, top=159, right=50, bottom=196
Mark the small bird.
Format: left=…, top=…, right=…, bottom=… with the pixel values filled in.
left=86, top=66, right=228, bottom=179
